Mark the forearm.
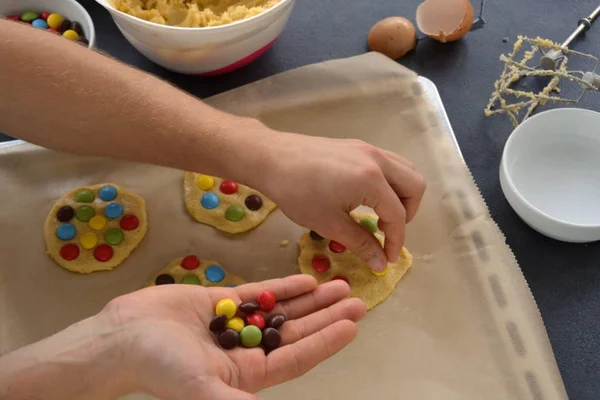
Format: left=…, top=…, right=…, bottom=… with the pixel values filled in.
left=0, top=315, right=128, bottom=400
left=0, top=19, right=272, bottom=182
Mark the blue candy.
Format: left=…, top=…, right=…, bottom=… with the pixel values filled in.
left=56, top=223, right=76, bottom=241
left=201, top=193, right=219, bottom=210
left=205, top=265, right=225, bottom=282
left=226, top=284, right=237, bottom=288
left=98, top=185, right=118, bottom=201
left=104, top=202, right=124, bottom=219
left=32, top=19, right=48, bottom=29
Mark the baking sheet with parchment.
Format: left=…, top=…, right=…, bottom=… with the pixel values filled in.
left=0, top=52, right=566, bottom=400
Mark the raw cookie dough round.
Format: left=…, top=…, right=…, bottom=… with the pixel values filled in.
left=44, top=184, right=147, bottom=273
left=298, top=212, right=413, bottom=310
left=146, top=255, right=247, bottom=288
left=183, top=172, right=277, bottom=234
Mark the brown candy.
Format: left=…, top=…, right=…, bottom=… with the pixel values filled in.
left=58, top=19, right=72, bottom=33
left=262, top=327, right=281, bottom=350
left=239, top=301, right=260, bottom=314
left=71, top=21, right=82, bottom=35
left=218, top=328, right=240, bottom=350
left=266, top=314, right=286, bottom=329
left=209, top=314, right=227, bottom=333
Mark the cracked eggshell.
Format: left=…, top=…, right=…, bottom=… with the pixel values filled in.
left=416, top=0, right=474, bottom=43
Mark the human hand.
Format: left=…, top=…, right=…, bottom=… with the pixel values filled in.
left=254, top=131, right=426, bottom=272
left=0, top=275, right=365, bottom=400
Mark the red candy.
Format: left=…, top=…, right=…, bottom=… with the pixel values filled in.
left=328, top=241, right=346, bottom=253
left=119, top=214, right=139, bottom=231
left=60, top=243, right=79, bottom=261
left=246, top=313, right=266, bottom=329
left=312, top=256, right=330, bottom=273
left=40, top=12, right=50, bottom=20
left=94, top=244, right=114, bottom=262
left=181, top=255, right=200, bottom=270
left=332, top=275, right=350, bottom=285
left=257, top=290, right=276, bottom=312
left=219, top=180, right=238, bottom=195
left=8, top=15, right=20, bottom=21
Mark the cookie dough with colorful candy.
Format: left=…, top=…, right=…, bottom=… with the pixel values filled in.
left=183, top=172, right=277, bottom=234
left=146, top=255, right=247, bottom=288
left=44, top=184, right=147, bottom=273
left=298, top=211, right=413, bottom=310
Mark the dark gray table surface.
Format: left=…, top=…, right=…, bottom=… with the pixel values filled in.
left=4, top=0, right=600, bottom=398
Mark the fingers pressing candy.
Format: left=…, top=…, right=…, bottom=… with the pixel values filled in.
left=210, top=291, right=286, bottom=352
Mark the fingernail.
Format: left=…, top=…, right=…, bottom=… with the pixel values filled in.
left=369, top=257, right=387, bottom=272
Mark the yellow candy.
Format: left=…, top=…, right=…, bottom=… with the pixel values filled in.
left=80, top=232, right=98, bottom=250
left=88, top=216, right=107, bottom=231
left=215, top=298, right=237, bottom=319
left=47, top=13, right=64, bottom=29
left=371, top=265, right=389, bottom=277
left=196, top=174, right=215, bottom=191
left=63, top=30, right=79, bottom=40
left=226, top=317, right=245, bottom=332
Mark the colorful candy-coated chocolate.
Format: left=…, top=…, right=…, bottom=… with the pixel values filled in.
left=329, top=241, right=346, bottom=253
left=104, top=202, right=123, bottom=219
left=209, top=314, right=228, bottom=333
left=257, top=290, right=276, bottom=312
left=266, top=314, right=286, bottom=329
left=46, top=13, right=63, bottom=29
left=181, top=275, right=202, bottom=285
left=201, top=193, right=219, bottom=209
left=196, top=174, right=214, bottom=190
left=240, top=325, right=262, bottom=348
left=246, top=313, right=266, bottom=330
left=20, top=11, right=39, bottom=22
left=312, top=255, right=330, bottom=273
left=215, top=298, right=237, bottom=319
left=262, top=327, right=282, bottom=351
left=88, top=216, right=107, bottom=230
left=8, top=15, right=21, bottom=21
left=60, top=243, right=79, bottom=260
left=219, top=180, right=238, bottom=195
left=155, top=274, right=175, bottom=285
left=225, top=205, right=245, bottom=222
left=239, top=301, right=260, bottom=314
left=75, top=189, right=95, bottom=203
left=244, top=195, right=263, bottom=211
left=58, top=19, right=71, bottom=33
left=80, top=232, right=98, bottom=250
left=75, top=206, right=95, bottom=222
left=32, top=19, right=48, bottom=29
left=309, top=231, right=324, bottom=241
left=63, top=29, right=79, bottom=40
left=226, top=317, right=245, bottom=333
left=205, top=265, right=225, bottom=282
left=98, top=185, right=118, bottom=201
left=332, top=275, right=350, bottom=285
left=40, top=12, right=50, bottom=21
left=104, top=228, right=124, bottom=245
left=371, top=265, right=389, bottom=277
left=56, top=223, right=76, bottom=240
left=94, top=244, right=113, bottom=262
left=119, top=215, right=139, bottom=231
left=56, top=205, right=75, bottom=222
left=360, top=218, right=378, bottom=233
left=71, top=21, right=83, bottom=35
left=181, top=255, right=200, bottom=270
left=218, top=328, right=240, bottom=350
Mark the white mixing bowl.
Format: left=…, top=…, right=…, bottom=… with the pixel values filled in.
left=500, top=108, right=600, bottom=243
left=0, top=0, right=95, bottom=48
left=95, top=0, right=295, bottom=75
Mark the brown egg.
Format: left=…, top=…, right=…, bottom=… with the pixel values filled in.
left=416, top=0, right=473, bottom=43
left=368, top=17, right=417, bottom=60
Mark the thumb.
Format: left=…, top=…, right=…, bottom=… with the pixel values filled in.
left=328, top=214, right=388, bottom=272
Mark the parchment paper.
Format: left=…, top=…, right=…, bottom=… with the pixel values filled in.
left=0, top=53, right=567, bottom=399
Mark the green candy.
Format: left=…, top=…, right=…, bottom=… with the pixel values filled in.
left=225, top=204, right=245, bottom=222
left=360, top=218, right=378, bottom=233
left=75, top=189, right=95, bottom=203
left=20, top=11, right=39, bottom=22
left=240, top=325, right=262, bottom=348
left=181, top=275, right=202, bottom=285
left=104, top=228, right=124, bottom=245
left=75, top=206, right=95, bottom=222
